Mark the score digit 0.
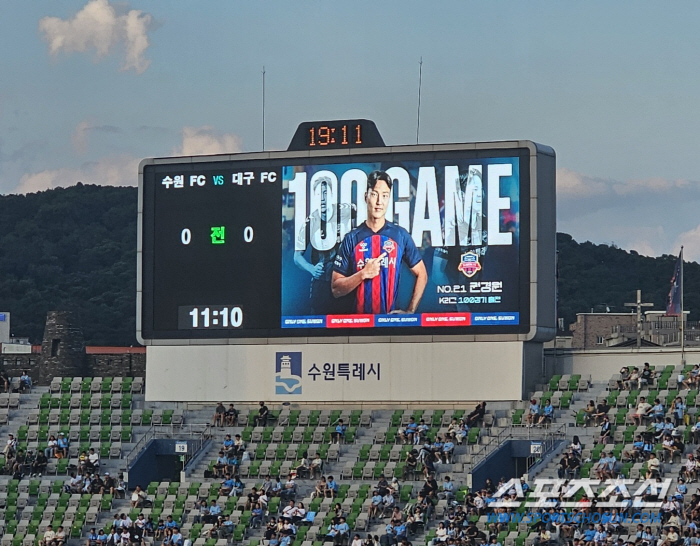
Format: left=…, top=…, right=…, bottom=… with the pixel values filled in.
left=244, top=226, right=254, bottom=243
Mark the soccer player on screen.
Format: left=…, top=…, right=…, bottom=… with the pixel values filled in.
left=332, top=170, right=428, bottom=314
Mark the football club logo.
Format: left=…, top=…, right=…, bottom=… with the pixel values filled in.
left=382, top=240, right=396, bottom=253
left=458, top=252, right=482, bottom=278
left=275, top=352, right=302, bottom=395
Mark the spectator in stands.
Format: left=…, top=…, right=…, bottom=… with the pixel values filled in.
left=646, top=453, right=661, bottom=479
left=623, top=435, right=645, bottom=462
left=271, top=476, right=283, bottom=497
left=404, top=450, right=418, bottom=479
left=593, top=400, right=610, bottom=427
left=103, top=473, right=116, bottom=496
left=368, top=489, right=383, bottom=520
left=54, top=526, right=66, bottom=546
left=455, top=422, right=468, bottom=445
left=255, top=401, right=270, bottom=426
left=245, top=487, right=261, bottom=510
left=465, top=402, right=487, bottom=427
left=294, top=451, right=310, bottom=479
left=31, top=450, right=47, bottom=477
left=599, top=416, right=611, bottom=445
left=683, top=365, right=700, bottom=390
left=617, top=367, right=630, bottom=390
left=582, top=400, right=596, bottom=427
left=310, top=453, right=323, bottom=479
left=329, top=517, right=350, bottom=546
left=87, top=447, right=100, bottom=472
left=96, top=529, right=108, bottom=546
left=431, top=437, right=444, bottom=462
left=566, top=454, right=580, bottom=479
left=399, top=417, right=418, bottom=445
left=632, top=396, right=653, bottom=426
left=331, top=419, right=347, bottom=444
left=526, top=399, right=540, bottom=427
left=415, top=419, right=429, bottom=446
left=87, top=527, right=97, bottom=546
left=442, top=434, right=455, bottom=463
left=662, top=434, right=678, bottom=463
left=673, top=397, right=686, bottom=427
left=3, top=432, right=16, bottom=459
left=312, top=475, right=327, bottom=499
left=225, top=403, right=238, bottom=426
left=56, top=432, right=68, bottom=458
left=19, top=370, right=32, bottom=391
left=326, top=475, right=339, bottom=498
left=10, top=448, right=26, bottom=476
left=251, top=502, right=265, bottom=528
left=212, top=402, right=226, bottom=427
left=439, top=476, right=455, bottom=501
left=626, top=367, right=640, bottom=391
left=641, top=363, right=655, bottom=387
left=422, top=450, right=436, bottom=478
left=171, top=528, right=183, bottom=546
left=222, top=434, right=234, bottom=454
left=0, top=370, right=8, bottom=393
left=233, top=434, right=245, bottom=458
left=569, top=435, right=583, bottom=459
left=281, top=472, right=297, bottom=500
left=684, top=454, right=697, bottom=482
left=538, top=399, right=554, bottom=427
left=447, top=418, right=460, bottom=437
left=44, top=434, right=58, bottom=459
left=131, top=485, right=148, bottom=508
left=558, top=453, right=571, bottom=479
left=651, top=398, right=666, bottom=421
left=41, top=525, right=56, bottom=546
left=692, top=416, right=700, bottom=444
left=214, top=451, right=228, bottom=478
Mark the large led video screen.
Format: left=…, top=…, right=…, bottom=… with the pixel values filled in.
left=138, top=146, right=534, bottom=341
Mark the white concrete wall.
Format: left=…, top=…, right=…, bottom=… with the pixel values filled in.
left=548, top=348, right=700, bottom=381
left=146, top=341, right=529, bottom=403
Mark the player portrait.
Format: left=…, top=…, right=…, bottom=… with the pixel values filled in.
left=331, top=170, right=428, bottom=314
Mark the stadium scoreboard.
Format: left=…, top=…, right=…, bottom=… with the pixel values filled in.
left=137, top=120, right=556, bottom=344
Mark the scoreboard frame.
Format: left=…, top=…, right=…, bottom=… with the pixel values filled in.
left=137, top=140, right=556, bottom=346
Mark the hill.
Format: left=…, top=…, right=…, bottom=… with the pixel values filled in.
left=0, top=185, right=695, bottom=344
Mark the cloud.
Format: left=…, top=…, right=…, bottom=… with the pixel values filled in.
left=557, top=168, right=699, bottom=199
left=172, top=126, right=243, bottom=156
left=15, top=154, right=140, bottom=194
left=674, top=224, right=700, bottom=264
left=12, top=125, right=243, bottom=194
left=71, top=119, right=123, bottom=154
left=39, top=0, right=153, bottom=74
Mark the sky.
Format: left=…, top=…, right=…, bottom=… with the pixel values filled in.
left=1, top=1, right=700, bottom=261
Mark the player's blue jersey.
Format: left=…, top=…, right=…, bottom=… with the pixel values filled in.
left=333, top=221, right=422, bottom=314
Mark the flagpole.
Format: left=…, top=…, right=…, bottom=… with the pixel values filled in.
left=681, top=246, right=685, bottom=366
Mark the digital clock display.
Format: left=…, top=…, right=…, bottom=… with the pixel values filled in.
left=287, top=119, right=385, bottom=151
left=178, top=306, right=244, bottom=329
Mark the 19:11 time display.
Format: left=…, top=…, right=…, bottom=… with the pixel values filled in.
left=309, top=124, right=362, bottom=147
left=178, top=306, right=243, bottom=329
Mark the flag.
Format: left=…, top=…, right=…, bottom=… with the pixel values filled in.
left=666, top=248, right=683, bottom=316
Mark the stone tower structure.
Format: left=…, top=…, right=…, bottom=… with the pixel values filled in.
left=39, top=311, right=87, bottom=383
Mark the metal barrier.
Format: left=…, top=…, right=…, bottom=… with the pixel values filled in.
left=125, top=423, right=212, bottom=469
left=469, top=422, right=567, bottom=472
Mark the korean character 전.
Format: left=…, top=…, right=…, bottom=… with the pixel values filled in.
left=308, top=364, right=321, bottom=381
left=323, top=363, right=335, bottom=381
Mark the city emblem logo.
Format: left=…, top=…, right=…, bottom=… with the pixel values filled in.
left=275, top=352, right=302, bottom=395
left=458, top=251, right=482, bottom=278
